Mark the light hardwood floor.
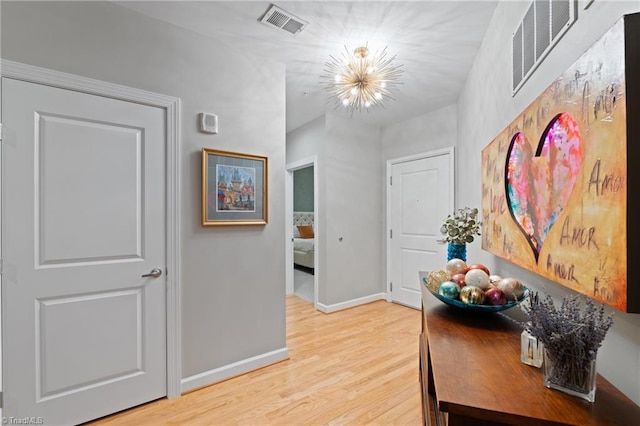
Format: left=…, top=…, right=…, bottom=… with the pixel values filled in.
left=90, top=296, right=422, bottom=425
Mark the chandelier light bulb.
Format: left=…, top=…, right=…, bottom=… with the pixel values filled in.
left=354, top=46, right=369, bottom=58
left=322, top=44, right=404, bottom=113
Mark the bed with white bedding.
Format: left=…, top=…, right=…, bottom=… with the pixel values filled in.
left=293, top=211, right=314, bottom=271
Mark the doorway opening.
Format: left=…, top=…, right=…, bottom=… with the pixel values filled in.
left=286, top=157, right=318, bottom=307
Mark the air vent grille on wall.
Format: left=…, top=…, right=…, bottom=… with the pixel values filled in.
left=535, top=1, right=551, bottom=60
left=260, top=5, right=308, bottom=36
left=512, top=0, right=575, bottom=95
left=523, top=4, right=536, bottom=76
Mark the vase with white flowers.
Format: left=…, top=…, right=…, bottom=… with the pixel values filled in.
left=440, top=207, right=482, bottom=261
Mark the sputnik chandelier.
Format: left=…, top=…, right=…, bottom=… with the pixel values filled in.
left=323, top=44, right=403, bottom=113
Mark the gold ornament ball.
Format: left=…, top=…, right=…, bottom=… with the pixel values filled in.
left=460, top=286, right=485, bottom=305
left=426, top=269, right=452, bottom=293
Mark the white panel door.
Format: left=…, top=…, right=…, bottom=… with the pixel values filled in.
left=2, top=78, right=167, bottom=424
left=389, top=152, right=453, bottom=308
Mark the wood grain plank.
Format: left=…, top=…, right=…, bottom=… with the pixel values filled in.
left=89, top=296, right=422, bottom=425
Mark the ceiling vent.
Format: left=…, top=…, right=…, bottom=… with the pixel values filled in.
left=260, top=5, right=308, bottom=36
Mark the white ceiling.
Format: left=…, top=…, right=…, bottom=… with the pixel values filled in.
left=115, top=1, right=498, bottom=132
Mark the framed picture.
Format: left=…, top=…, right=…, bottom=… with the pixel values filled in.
left=202, top=148, right=268, bottom=226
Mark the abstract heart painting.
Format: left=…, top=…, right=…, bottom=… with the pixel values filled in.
left=481, top=14, right=640, bottom=313
left=506, top=113, right=583, bottom=260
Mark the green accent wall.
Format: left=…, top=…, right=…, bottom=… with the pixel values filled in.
left=294, top=166, right=314, bottom=212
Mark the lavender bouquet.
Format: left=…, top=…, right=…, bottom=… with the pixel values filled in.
left=521, top=292, right=614, bottom=400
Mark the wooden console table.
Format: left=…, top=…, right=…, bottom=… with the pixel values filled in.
left=419, top=284, right=640, bottom=425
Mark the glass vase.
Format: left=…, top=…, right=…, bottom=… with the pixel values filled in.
left=543, top=349, right=597, bottom=402
left=447, top=243, right=466, bottom=262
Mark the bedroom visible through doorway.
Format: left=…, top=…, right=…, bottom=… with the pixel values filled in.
left=293, top=167, right=314, bottom=302
left=285, top=157, right=318, bottom=307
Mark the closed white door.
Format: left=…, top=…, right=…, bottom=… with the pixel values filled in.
left=388, top=151, right=453, bottom=308
left=2, top=78, right=167, bottom=424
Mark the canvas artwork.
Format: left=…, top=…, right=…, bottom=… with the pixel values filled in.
left=215, top=165, right=256, bottom=212
left=481, top=14, right=640, bottom=312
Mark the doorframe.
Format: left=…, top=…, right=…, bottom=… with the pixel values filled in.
left=385, top=147, right=455, bottom=302
left=285, top=156, right=319, bottom=308
left=0, top=60, right=183, bottom=399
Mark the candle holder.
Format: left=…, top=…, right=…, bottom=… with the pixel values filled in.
left=521, top=329, right=543, bottom=368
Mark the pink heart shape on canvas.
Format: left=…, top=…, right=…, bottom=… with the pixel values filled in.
left=505, top=113, right=583, bottom=261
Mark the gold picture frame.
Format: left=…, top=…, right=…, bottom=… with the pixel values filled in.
left=202, top=148, right=268, bottom=226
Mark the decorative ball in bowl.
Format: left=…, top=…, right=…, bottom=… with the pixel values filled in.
left=419, top=260, right=529, bottom=313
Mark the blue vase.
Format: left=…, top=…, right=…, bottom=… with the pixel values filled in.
left=447, top=243, right=467, bottom=262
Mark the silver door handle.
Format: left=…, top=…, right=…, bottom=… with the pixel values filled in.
left=142, top=268, right=163, bottom=278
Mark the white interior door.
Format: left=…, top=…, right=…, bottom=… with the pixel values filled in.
left=2, top=77, right=167, bottom=424
left=388, top=150, right=453, bottom=308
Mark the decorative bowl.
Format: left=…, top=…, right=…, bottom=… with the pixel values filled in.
left=421, top=275, right=529, bottom=313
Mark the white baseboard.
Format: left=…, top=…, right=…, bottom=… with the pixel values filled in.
left=180, top=347, right=289, bottom=393
left=316, top=292, right=387, bottom=313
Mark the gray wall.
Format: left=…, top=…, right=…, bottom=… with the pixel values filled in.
left=325, top=114, right=384, bottom=305
left=457, top=0, right=640, bottom=403
left=287, top=114, right=384, bottom=307
left=1, top=1, right=286, bottom=385
left=286, top=115, right=325, bottom=164
left=381, top=104, right=458, bottom=161
left=293, top=167, right=314, bottom=212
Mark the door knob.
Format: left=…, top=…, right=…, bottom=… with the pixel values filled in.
left=142, top=268, right=163, bottom=278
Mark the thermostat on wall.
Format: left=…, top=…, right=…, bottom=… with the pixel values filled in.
left=198, top=113, right=218, bottom=134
